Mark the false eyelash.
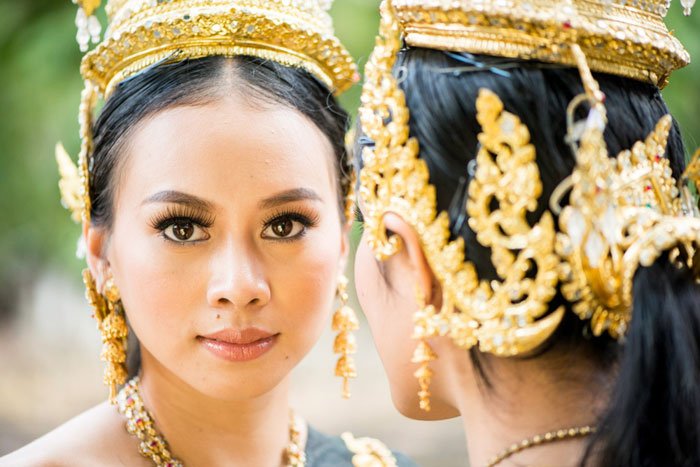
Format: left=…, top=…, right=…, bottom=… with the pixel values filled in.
left=354, top=204, right=364, bottom=224
left=148, top=205, right=216, bottom=232
left=262, top=207, right=320, bottom=230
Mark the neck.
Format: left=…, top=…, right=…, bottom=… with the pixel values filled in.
left=440, top=344, right=607, bottom=467
left=136, top=351, right=297, bottom=467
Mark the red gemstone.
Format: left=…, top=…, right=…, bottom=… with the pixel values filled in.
left=563, top=20, right=572, bottom=29
left=645, top=185, right=652, bottom=191
left=655, top=154, right=662, bottom=161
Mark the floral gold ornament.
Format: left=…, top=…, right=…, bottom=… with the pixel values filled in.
left=358, top=0, right=700, bottom=401
left=553, top=44, right=700, bottom=339
left=83, top=269, right=128, bottom=403
left=332, top=274, right=359, bottom=399
left=360, top=2, right=564, bottom=362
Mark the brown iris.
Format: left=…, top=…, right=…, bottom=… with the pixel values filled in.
left=271, top=219, right=293, bottom=237
left=172, top=221, right=194, bottom=240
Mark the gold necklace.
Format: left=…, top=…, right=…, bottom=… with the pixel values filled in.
left=486, top=425, right=596, bottom=467
left=116, top=377, right=306, bottom=467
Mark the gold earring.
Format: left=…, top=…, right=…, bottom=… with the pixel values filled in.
left=83, top=269, right=128, bottom=403
left=412, top=289, right=438, bottom=412
left=332, top=274, right=359, bottom=399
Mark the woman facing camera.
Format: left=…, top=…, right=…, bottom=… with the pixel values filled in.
left=355, top=1, right=699, bottom=466
left=1, top=1, right=414, bottom=466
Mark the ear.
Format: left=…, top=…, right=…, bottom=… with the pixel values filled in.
left=382, top=212, right=439, bottom=306
left=339, top=221, right=351, bottom=272
left=82, top=222, right=111, bottom=291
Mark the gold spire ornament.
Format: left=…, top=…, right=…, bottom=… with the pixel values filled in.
left=332, top=274, right=359, bottom=399
left=358, top=0, right=700, bottom=412
left=83, top=269, right=128, bottom=403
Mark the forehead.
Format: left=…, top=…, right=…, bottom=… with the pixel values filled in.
left=116, top=95, right=337, bottom=208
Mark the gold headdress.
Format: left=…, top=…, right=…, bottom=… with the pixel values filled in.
left=58, top=0, right=357, bottom=402
left=59, top=0, right=357, bottom=224
left=358, top=1, right=698, bottom=409
left=391, top=0, right=690, bottom=87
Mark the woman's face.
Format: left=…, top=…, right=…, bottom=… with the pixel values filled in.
left=354, top=210, right=460, bottom=420
left=91, top=91, right=346, bottom=400
left=354, top=229, right=421, bottom=416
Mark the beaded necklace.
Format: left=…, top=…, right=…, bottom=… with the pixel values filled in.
left=116, top=377, right=306, bottom=467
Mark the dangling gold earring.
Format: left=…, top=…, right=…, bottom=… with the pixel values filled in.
left=412, top=288, right=438, bottom=412
left=83, top=269, right=128, bottom=403
left=332, top=273, right=359, bottom=399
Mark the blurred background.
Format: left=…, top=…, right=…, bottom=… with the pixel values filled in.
left=0, top=0, right=697, bottom=465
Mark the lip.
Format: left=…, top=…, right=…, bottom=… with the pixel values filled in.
left=197, top=328, right=279, bottom=362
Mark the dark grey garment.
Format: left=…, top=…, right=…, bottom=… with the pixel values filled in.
left=304, top=425, right=419, bottom=467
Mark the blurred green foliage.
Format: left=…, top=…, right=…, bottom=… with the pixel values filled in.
left=0, top=0, right=698, bottom=315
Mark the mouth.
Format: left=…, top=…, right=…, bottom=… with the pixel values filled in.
left=197, top=328, right=279, bottom=362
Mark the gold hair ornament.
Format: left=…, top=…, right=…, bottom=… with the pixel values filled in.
left=359, top=1, right=700, bottom=410
left=57, top=0, right=357, bottom=225
left=390, top=0, right=690, bottom=88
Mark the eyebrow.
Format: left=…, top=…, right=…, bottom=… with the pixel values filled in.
left=142, top=190, right=214, bottom=211
left=258, top=188, right=323, bottom=209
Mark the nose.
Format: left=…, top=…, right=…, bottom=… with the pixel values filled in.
left=206, top=238, right=271, bottom=310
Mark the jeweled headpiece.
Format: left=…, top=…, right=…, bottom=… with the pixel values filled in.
left=358, top=0, right=698, bottom=410
left=58, top=0, right=357, bottom=224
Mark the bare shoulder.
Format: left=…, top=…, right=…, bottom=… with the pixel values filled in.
left=0, top=401, right=147, bottom=467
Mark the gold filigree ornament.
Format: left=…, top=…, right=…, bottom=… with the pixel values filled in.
left=332, top=273, right=359, bottom=399
left=83, top=269, right=128, bottom=403
left=359, top=1, right=699, bottom=411
left=553, top=45, right=700, bottom=339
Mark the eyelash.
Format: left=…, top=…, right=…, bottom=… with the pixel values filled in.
left=149, top=206, right=215, bottom=242
left=354, top=205, right=364, bottom=224
left=262, top=208, right=320, bottom=242
left=148, top=207, right=319, bottom=244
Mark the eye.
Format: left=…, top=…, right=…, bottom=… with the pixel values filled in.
left=262, top=215, right=309, bottom=240
left=162, top=219, right=210, bottom=243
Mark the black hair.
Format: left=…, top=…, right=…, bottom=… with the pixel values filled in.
left=90, top=55, right=351, bottom=379
left=356, top=47, right=700, bottom=466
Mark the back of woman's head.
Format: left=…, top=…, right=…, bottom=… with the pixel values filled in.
left=380, top=46, right=700, bottom=466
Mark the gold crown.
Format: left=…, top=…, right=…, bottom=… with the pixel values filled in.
left=358, top=0, right=700, bottom=380
left=77, top=0, right=357, bottom=96
left=59, top=0, right=357, bottom=225
left=391, top=0, right=690, bottom=87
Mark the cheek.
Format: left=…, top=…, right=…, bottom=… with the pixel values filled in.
left=355, top=233, right=419, bottom=412
left=354, top=235, right=411, bottom=368
left=108, top=223, right=205, bottom=352
left=271, top=225, right=342, bottom=353
left=354, top=236, right=385, bottom=331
